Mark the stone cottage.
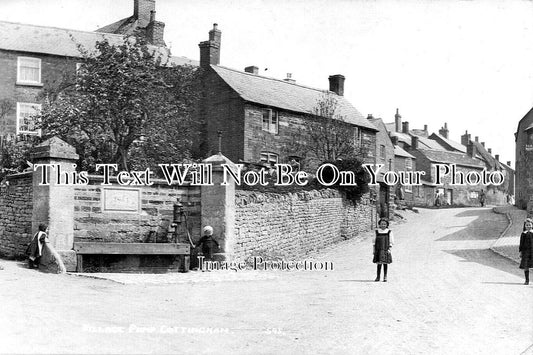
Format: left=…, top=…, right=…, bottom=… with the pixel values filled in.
left=196, top=24, right=378, bottom=170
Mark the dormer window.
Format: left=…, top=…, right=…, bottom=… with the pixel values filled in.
left=17, top=57, right=41, bottom=85
left=262, top=109, right=278, bottom=134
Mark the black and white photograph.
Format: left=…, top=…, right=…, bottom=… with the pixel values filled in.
left=0, top=0, right=532, bottom=353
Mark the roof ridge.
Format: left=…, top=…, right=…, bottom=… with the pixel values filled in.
left=212, top=64, right=336, bottom=96
left=0, top=20, right=125, bottom=39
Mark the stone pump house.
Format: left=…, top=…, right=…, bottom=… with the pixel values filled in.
left=197, top=24, right=378, bottom=169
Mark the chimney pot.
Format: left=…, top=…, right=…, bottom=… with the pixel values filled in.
left=146, top=12, right=165, bottom=46
left=402, top=121, right=410, bottom=134
left=488, top=148, right=492, bottom=154
left=134, top=0, right=155, bottom=26
left=424, top=124, right=428, bottom=132
left=411, top=136, right=419, bottom=149
left=199, top=24, right=222, bottom=68
left=475, top=136, right=479, bottom=142
left=244, top=66, right=258, bottom=75
left=467, top=142, right=477, bottom=158
left=328, top=75, right=345, bottom=96
left=395, top=109, right=402, bottom=133
left=284, top=73, right=295, bottom=83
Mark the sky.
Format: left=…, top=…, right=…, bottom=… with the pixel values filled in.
left=1, top=0, right=532, bottom=166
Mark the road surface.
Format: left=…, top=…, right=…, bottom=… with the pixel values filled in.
left=0, top=207, right=531, bottom=354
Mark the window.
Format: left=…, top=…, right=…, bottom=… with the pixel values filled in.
left=287, top=155, right=302, bottom=172
left=262, top=109, right=278, bottom=134
left=17, top=57, right=41, bottom=84
left=353, top=127, right=361, bottom=146
left=16, top=102, right=41, bottom=135
left=380, top=145, right=385, bottom=159
left=405, top=158, right=412, bottom=170
left=260, top=152, right=278, bottom=167
left=361, top=132, right=373, bottom=157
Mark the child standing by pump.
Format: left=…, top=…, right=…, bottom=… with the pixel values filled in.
left=195, top=226, right=220, bottom=261
left=373, top=218, right=394, bottom=282
left=519, top=218, right=533, bottom=285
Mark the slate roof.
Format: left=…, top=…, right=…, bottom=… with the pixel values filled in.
left=417, top=148, right=486, bottom=169
left=95, top=17, right=139, bottom=36
left=430, top=133, right=467, bottom=153
left=389, top=130, right=444, bottom=150
left=369, top=117, right=394, bottom=146
left=394, top=145, right=415, bottom=159
left=211, top=65, right=377, bottom=131
left=471, top=141, right=501, bottom=170
left=0, top=21, right=197, bottom=67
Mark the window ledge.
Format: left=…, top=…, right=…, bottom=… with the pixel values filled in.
left=16, top=81, right=43, bottom=87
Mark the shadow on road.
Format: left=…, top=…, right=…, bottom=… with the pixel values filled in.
left=443, top=248, right=522, bottom=277
left=436, top=209, right=507, bottom=241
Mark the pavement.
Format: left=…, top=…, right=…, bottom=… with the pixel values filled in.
left=1, top=207, right=532, bottom=354
left=491, top=205, right=528, bottom=264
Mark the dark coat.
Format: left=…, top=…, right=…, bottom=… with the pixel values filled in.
left=519, top=230, right=533, bottom=269
left=196, top=235, right=220, bottom=260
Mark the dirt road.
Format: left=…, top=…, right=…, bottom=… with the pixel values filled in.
left=1, top=207, right=531, bottom=354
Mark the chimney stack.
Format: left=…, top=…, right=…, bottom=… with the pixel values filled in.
left=395, top=108, right=402, bottom=133
left=284, top=73, right=295, bottom=83
left=402, top=121, right=410, bottom=134
left=146, top=10, right=165, bottom=46
left=199, top=23, right=222, bottom=68
left=461, top=130, right=471, bottom=146
left=495, top=154, right=499, bottom=161
left=411, top=136, right=419, bottom=149
left=424, top=125, right=428, bottom=134
left=438, top=122, right=449, bottom=139
left=488, top=148, right=492, bottom=154
left=328, top=75, right=345, bottom=96
left=507, top=161, right=511, bottom=167
left=481, top=142, right=485, bottom=147
left=367, top=114, right=374, bottom=119
left=134, top=0, right=155, bottom=26
left=475, top=136, right=479, bottom=142
left=467, top=142, right=477, bottom=158
left=244, top=66, right=258, bottom=75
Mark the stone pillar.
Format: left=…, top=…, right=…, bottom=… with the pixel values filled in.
left=201, top=153, right=236, bottom=260
left=31, top=137, right=79, bottom=272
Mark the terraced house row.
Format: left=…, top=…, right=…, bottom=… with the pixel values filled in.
left=0, top=0, right=515, bottom=215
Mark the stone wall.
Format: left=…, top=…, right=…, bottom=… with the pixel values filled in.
left=73, top=176, right=201, bottom=244
left=233, top=189, right=375, bottom=260
left=0, top=172, right=33, bottom=258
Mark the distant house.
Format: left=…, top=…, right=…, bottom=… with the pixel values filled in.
left=384, top=111, right=509, bottom=207
left=196, top=25, right=378, bottom=170
left=0, top=0, right=192, bottom=140
left=515, top=107, right=533, bottom=212
left=368, top=116, right=397, bottom=217
left=392, top=144, right=419, bottom=207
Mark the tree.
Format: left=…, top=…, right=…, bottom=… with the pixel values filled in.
left=0, top=99, right=36, bottom=180
left=39, top=36, right=200, bottom=172
left=304, top=93, right=365, bottom=162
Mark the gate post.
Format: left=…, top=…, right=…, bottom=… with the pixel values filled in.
left=201, top=153, right=236, bottom=261
left=31, top=137, right=79, bottom=272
